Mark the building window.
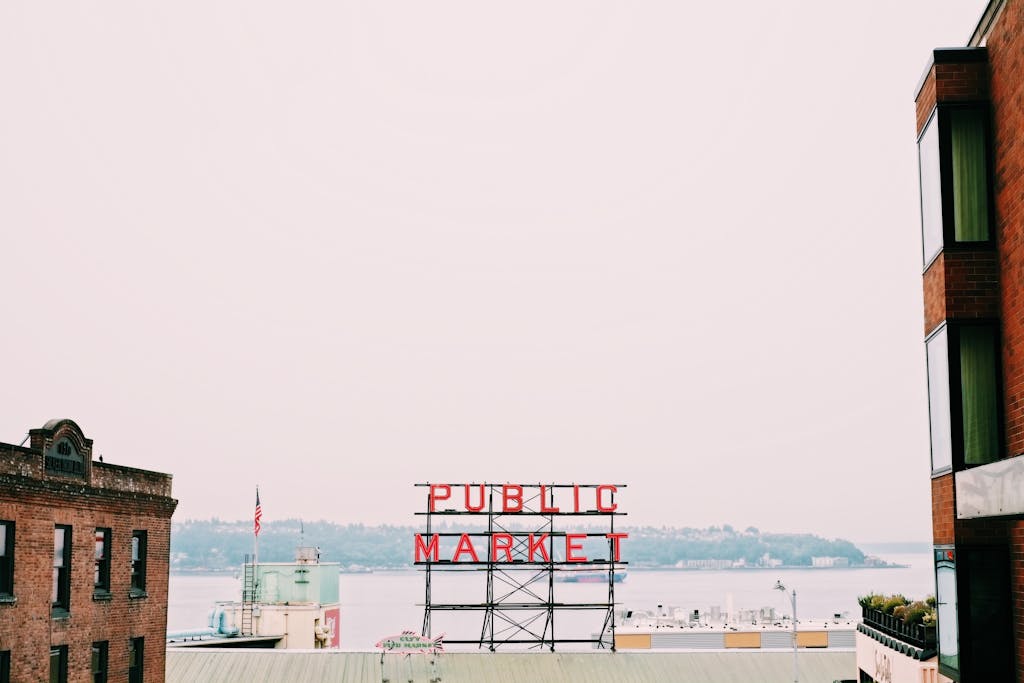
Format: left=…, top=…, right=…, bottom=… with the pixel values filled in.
left=918, top=104, right=993, bottom=266
left=0, top=521, right=13, bottom=598
left=92, top=642, right=108, bottom=683
left=128, top=638, right=143, bottom=683
left=920, top=111, right=943, bottom=262
left=935, top=546, right=1014, bottom=680
left=52, top=526, right=71, bottom=612
left=935, top=548, right=959, bottom=676
left=130, top=532, right=147, bottom=595
left=94, top=529, right=111, bottom=594
left=49, top=645, right=67, bottom=683
left=925, top=322, right=1001, bottom=474
left=0, top=650, right=10, bottom=683
left=926, top=327, right=953, bottom=472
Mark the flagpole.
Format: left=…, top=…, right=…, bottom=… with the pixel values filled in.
left=254, top=486, right=260, bottom=600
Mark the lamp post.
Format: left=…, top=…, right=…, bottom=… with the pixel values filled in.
left=775, top=580, right=797, bottom=683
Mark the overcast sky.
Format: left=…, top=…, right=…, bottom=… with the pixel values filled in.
left=0, top=1, right=990, bottom=543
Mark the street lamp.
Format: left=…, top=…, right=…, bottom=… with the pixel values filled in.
left=775, top=580, right=797, bottom=683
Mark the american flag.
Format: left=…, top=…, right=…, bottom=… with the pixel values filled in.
left=254, top=488, right=263, bottom=537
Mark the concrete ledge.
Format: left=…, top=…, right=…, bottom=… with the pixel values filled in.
left=956, top=454, right=1024, bottom=519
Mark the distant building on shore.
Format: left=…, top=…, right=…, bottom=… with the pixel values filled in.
left=0, top=419, right=177, bottom=682
left=810, top=556, right=849, bottom=568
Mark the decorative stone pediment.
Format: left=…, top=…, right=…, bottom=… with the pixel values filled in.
left=30, top=419, right=93, bottom=481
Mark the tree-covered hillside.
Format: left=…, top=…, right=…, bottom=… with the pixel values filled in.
left=170, top=519, right=871, bottom=571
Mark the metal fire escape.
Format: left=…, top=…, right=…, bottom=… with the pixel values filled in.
left=241, top=554, right=256, bottom=636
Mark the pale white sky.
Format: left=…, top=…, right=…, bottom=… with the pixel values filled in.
left=0, top=1, right=989, bottom=543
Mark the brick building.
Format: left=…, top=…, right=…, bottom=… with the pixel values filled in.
left=0, top=419, right=177, bottom=683
left=916, top=1, right=1024, bottom=681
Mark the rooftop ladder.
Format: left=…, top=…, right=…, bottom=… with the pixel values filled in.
left=241, top=555, right=256, bottom=636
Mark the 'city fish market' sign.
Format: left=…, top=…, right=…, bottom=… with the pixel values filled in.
left=376, top=631, right=444, bottom=654
left=414, top=483, right=627, bottom=564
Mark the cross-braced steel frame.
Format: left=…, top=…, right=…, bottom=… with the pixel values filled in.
left=415, top=483, right=626, bottom=652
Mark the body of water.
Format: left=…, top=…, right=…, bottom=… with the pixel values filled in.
left=168, top=553, right=933, bottom=650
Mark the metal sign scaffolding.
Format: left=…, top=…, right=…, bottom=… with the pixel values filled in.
left=414, top=483, right=627, bottom=652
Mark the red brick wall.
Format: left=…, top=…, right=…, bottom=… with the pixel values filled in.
left=942, top=251, right=1000, bottom=321
left=0, top=448, right=176, bottom=682
left=989, top=6, right=1024, bottom=462
left=932, top=474, right=955, bottom=545
left=916, top=67, right=937, bottom=135
left=985, top=4, right=1024, bottom=679
left=923, top=254, right=946, bottom=335
left=922, top=251, right=1000, bottom=335
left=935, top=61, right=989, bottom=103
left=915, top=60, right=989, bottom=136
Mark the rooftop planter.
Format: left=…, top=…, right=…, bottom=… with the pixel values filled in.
left=859, top=596, right=936, bottom=651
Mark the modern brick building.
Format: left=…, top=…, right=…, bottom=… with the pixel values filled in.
left=916, top=1, right=1024, bottom=681
left=0, top=419, right=177, bottom=683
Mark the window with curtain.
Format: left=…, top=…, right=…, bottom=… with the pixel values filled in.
left=52, top=526, right=71, bottom=611
left=926, top=323, right=1001, bottom=473
left=951, top=108, right=990, bottom=243
left=917, top=104, right=992, bottom=266
left=94, top=528, right=111, bottom=594
left=959, top=326, right=999, bottom=466
left=131, top=531, right=147, bottom=594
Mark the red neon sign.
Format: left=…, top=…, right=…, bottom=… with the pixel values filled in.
left=428, top=483, right=619, bottom=513
left=415, top=483, right=627, bottom=564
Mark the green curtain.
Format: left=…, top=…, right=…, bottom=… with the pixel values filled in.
left=951, top=109, right=989, bottom=242
left=960, top=326, right=999, bottom=465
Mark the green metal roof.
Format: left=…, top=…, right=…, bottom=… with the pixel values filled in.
left=167, top=649, right=855, bottom=683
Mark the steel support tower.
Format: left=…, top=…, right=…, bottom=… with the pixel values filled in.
left=415, top=483, right=626, bottom=651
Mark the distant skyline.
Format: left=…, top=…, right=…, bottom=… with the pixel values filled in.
left=0, top=1, right=990, bottom=544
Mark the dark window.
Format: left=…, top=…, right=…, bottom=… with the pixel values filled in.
left=49, top=645, right=67, bottom=683
left=52, top=526, right=71, bottom=612
left=128, top=638, right=143, bottom=683
left=935, top=546, right=1014, bottom=681
left=0, top=650, right=10, bottom=683
left=94, top=529, right=111, bottom=593
left=962, top=546, right=1013, bottom=680
left=0, top=521, right=13, bottom=597
left=130, top=532, right=147, bottom=594
left=918, top=104, right=994, bottom=266
left=925, top=322, right=1002, bottom=474
left=91, top=641, right=108, bottom=683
